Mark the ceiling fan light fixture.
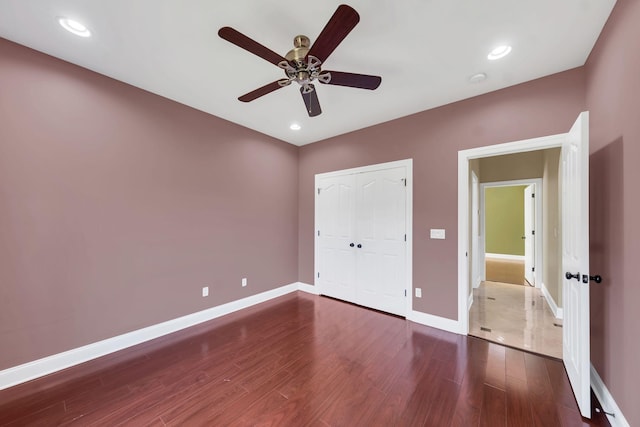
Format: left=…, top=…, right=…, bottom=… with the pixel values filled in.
left=488, top=45, right=512, bottom=60
left=58, top=17, right=91, bottom=37
left=290, top=123, right=301, bottom=131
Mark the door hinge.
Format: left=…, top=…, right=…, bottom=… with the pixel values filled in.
left=532, top=230, right=535, bottom=235
left=404, top=234, right=406, bottom=241
left=532, top=193, right=535, bottom=198
left=532, top=267, right=535, bottom=272
left=404, top=289, right=407, bottom=297
left=317, top=188, right=321, bottom=195
left=317, top=230, right=320, bottom=236
left=317, top=272, right=320, bottom=278
left=403, top=178, right=407, bottom=187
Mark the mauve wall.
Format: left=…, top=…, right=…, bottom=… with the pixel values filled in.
left=0, top=39, right=298, bottom=370
left=585, top=0, right=640, bottom=424
left=298, top=68, right=586, bottom=319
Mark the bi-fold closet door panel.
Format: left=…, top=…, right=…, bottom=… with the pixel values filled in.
left=318, top=166, right=407, bottom=316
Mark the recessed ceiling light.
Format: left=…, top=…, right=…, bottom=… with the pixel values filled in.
left=290, top=123, right=301, bottom=131
left=58, top=17, right=91, bottom=37
left=469, top=73, right=487, bottom=83
left=488, top=45, right=511, bottom=60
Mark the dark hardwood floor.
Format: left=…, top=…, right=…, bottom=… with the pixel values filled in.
left=0, top=292, right=610, bottom=426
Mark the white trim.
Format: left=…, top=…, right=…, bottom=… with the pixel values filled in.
left=313, top=159, right=411, bottom=179
left=591, top=364, right=630, bottom=427
left=485, top=253, right=526, bottom=261
left=407, top=311, right=462, bottom=335
left=540, top=282, right=563, bottom=319
left=297, top=282, right=320, bottom=295
left=0, top=282, right=300, bottom=390
left=314, top=159, right=413, bottom=317
left=467, top=292, right=474, bottom=311
left=458, top=133, right=565, bottom=336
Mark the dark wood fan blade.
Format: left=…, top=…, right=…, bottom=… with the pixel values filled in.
left=301, top=84, right=322, bottom=117
left=306, top=5, right=360, bottom=64
left=219, top=27, right=287, bottom=67
left=239, top=80, right=287, bottom=102
left=321, top=71, right=381, bottom=90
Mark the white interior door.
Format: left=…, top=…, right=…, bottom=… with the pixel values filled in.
left=524, top=184, right=535, bottom=285
left=355, top=167, right=406, bottom=316
left=317, top=175, right=356, bottom=302
left=561, top=111, right=591, bottom=418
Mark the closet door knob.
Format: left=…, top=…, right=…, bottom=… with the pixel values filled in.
left=357, top=244, right=362, bottom=248
left=349, top=243, right=355, bottom=247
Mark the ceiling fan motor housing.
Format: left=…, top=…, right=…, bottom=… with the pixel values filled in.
left=285, top=35, right=311, bottom=66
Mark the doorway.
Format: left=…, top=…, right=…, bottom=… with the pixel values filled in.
left=479, top=179, right=543, bottom=288
left=471, top=174, right=561, bottom=358
left=458, top=112, right=592, bottom=417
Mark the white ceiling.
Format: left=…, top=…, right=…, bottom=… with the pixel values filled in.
left=0, top=1, right=616, bottom=146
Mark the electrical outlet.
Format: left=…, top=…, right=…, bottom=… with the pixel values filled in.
left=202, top=286, right=209, bottom=297
left=415, top=288, right=422, bottom=298
left=242, top=278, right=247, bottom=287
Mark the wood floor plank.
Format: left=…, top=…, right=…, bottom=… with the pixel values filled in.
left=451, top=354, right=486, bottom=427
left=0, top=292, right=610, bottom=427
left=484, top=342, right=506, bottom=390
left=505, top=346, right=527, bottom=381
left=524, top=352, right=563, bottom=427
left=506, top=375, right=534, bottom=427
left=422, top=378, right=461, bottom=426
left=545, top=356, right=581, bottom=410
left=480, top=384, right=506, bottom=427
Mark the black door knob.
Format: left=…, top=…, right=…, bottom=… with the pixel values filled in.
left=585, top=274, right=602, bottom=283
left=349, top=243, right=355, bottom=247
left=357, top=244, right=362, bottom=248
left=565, top=272, right=580, bottom=281
left=582, top=274, right=603, bottom=284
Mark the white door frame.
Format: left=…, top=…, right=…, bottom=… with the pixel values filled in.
left=471, top=171, right=480, bottom=291
left=314, top=158, right=413, bottom=316
left=478, top=178, right=543, bottom=288
left=458, top=134, right=564, bottom=335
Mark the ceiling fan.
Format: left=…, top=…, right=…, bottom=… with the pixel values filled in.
left=218, top=4, right=381, bottom=117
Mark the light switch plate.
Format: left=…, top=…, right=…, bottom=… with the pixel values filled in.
left=430, top=229, right=446, bottom=239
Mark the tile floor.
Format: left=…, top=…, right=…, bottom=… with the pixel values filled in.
left=469, top=281, right=563, bottom=359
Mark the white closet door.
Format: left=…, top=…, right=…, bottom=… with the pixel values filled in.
left=317, top=175, right=357, bottom=302
left=355, top=167, right=407, bottom=316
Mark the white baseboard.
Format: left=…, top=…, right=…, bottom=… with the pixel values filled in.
left=485, top=253, right=525, bottom=261
left=0, top=282, right=301, bottom=391
left=297, top=282, right=320, bottom=295
left=407, top=310, right=461, bottom=335
left=591, top=364, right=629, bottom=427
left=540, top=282, right=563, bottom=319
left=468, top=292, right=474, bottom=310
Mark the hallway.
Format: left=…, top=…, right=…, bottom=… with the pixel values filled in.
left=469, top=281, right=562, bottom=359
